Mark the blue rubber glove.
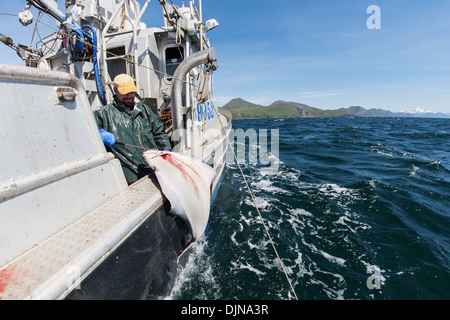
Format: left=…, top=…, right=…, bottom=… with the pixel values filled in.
left=163, top=147, right=171, bottom=152
left=99, top=129, right=115, bottom=147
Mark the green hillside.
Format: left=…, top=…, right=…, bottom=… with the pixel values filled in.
left=221, top=98, right=450, bottom=119
left=222, top=98, right=349, bottom=119
left=270, top=100, right=349, bottom=117
left=221, top=98, right=298, bottom=118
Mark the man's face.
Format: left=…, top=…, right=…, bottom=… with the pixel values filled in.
left=116, top=90, right=136, bottom=108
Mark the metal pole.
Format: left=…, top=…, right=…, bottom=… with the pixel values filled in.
left=198, top=0, right=206, bottom=130
left=199, top=0, right=203, bottom=51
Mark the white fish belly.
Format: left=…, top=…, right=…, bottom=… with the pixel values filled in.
left=143, top=150, right=216, bottom=241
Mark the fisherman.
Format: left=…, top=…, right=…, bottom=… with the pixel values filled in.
left=94, top=73, right=172, bottom=184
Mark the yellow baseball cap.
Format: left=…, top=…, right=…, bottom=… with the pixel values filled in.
left=113, top=74, right=138, bottom=95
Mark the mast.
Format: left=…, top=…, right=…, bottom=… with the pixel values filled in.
left=199, top=0, right=203, bottom=51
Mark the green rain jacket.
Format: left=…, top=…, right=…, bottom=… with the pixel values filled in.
left=94, top=97, right=171, bottom=183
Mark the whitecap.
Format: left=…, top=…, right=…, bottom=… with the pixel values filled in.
left=280, top=169, right=302, bottom=182
left=368, top=179, right=377, bottom=189
left=318, top=183, right=360, bottom=201
left=167, top=239, right=219, bottom=300
left=302, top=241, right=346, bottom=266
left=232, top=261, right=266, bottom=277
left=251, top=179, right=288, bottom=194
left=320, top=250, right=346, bottom=266
left=408, top=165, right=419, bottom=177
left=244, top=196, right=270, bottom=210
left=247, top=238, right=269, bottom=251
left=370, top=147, right=395, bottom=157
left=230, top=231, right=239, bottom=246
left=289, top=208, right=313, bottom=217
left=335, top=215, right=371, bottom=233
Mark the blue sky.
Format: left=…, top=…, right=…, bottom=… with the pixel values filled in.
left=2, top=1, right=450, bottom=113
left=201, top=0, right=450, bottom=113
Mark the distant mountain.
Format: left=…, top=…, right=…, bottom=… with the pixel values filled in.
left=399, top=107, right=450, bottom=118
left=222, top=98, right=348, bottom=119
left=222, top=98, right=450, bottom=119
left=221, top=98, right=299, bottom=118
left=340, top=106, right=450, bottom=118
left=339, top=106, right=396, bottom=117
left=222, top=98, right=261, bottom=111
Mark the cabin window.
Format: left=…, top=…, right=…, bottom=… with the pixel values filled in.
left=165, top=46, right=184, bottom=81
left=106, top=46, right=133, bottom=81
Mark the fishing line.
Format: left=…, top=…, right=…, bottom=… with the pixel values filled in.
left=211, top=100, right=299, bottom=300
left=114, top=130, right=157, bottom=151
left=1, top=7, right=299, bottom=299
left=115, top=141, right=148, bottom=150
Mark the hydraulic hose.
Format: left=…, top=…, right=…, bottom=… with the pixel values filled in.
left=82, top=25, right=107, bottom=105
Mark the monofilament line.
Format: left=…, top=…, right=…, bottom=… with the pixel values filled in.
left=212, top=100, right=299, bottom=300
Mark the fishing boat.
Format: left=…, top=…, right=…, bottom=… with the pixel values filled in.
left=0, top=0, right=231, bottom=300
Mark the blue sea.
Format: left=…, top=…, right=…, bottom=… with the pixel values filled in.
left=168, top=117, right=450, bottom=300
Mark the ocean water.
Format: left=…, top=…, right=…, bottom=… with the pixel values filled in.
left=168, top=117, right=450, bottom=300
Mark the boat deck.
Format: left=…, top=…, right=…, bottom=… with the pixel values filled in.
left=0, top=176, right=164, bottom=300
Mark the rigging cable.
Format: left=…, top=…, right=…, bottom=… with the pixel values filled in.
left=0, top=4, right=299, bottom=300
left=210, top=100, right=299, bottom=300
left=29, top=11, right=42, bottom=48
left=0, top=10, right=192, bottom=88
